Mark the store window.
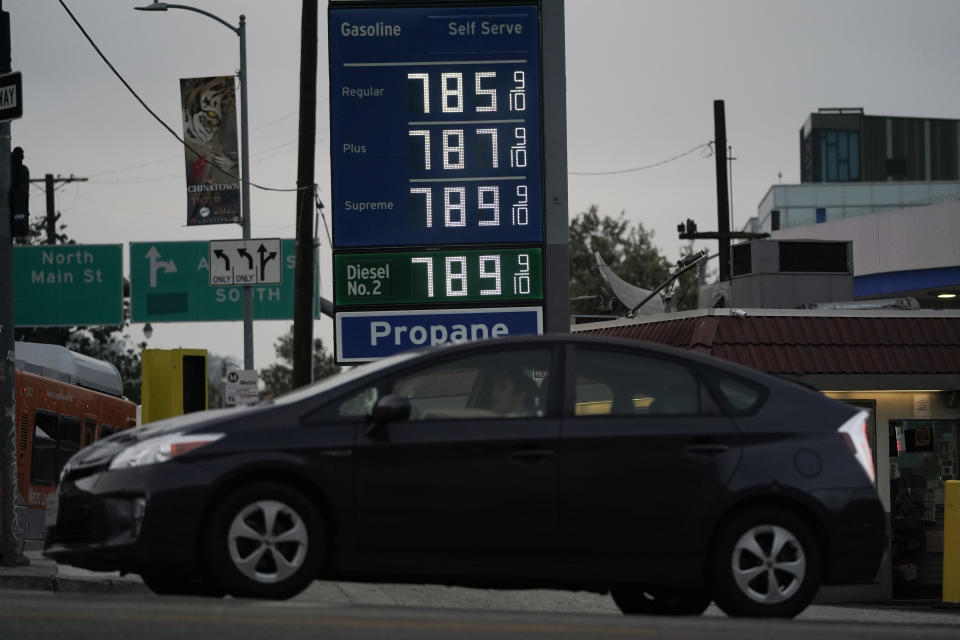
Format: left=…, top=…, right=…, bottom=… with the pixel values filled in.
left=889, top=419, right=959, bottom=596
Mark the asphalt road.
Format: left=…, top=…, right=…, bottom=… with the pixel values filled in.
left=0, top=588, right=958, bottom=640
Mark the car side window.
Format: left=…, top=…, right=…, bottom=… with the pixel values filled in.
left=309, top=386, right=380, bottom=422
left=574, top=348, right=701, bottom=417
left=391, top=348, right=553, bottom=420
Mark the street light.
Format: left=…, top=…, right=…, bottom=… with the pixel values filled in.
left=135, top=0, right=255, bottom=370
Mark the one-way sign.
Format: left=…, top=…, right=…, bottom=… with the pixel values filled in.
left=209, top=238, right=282, bottom=286
left=0, top=71, right=23, bottom=123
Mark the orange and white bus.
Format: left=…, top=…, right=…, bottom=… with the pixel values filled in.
left=13, top=343, right=137, bottom=540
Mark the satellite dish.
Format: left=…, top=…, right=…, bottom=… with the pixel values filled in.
left=594, top=253, right=664, bottom=316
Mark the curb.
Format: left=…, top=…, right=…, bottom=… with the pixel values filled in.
left=0, top=573, right=58, bottom=592
left=0, top=572, right=150, bottom=595
left=55, top=575, right=151, bottom=595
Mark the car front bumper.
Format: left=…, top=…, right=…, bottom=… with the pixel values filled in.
left=44, top=461, right=216, bottom=575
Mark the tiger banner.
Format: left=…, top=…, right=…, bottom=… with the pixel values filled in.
left=180, top=76, right=241, bottom=226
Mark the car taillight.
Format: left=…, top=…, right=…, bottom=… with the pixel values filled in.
left=838, top=410, right=875, bottom=485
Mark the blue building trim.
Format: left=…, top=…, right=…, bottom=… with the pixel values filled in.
left=855, top=265, right=960, bottom=297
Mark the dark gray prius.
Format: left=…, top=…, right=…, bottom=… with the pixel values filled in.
left=44, top=334, right=884, bottom=618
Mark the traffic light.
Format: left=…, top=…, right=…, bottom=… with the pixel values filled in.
left=9, top=146, right=29, bottom=237
left=677, top=218, right=698, bottom=237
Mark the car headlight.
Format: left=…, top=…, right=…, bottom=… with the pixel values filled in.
left=108, top=433, right=225, bottom=470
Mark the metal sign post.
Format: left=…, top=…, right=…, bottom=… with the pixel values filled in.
left=0, top=0, right=27, bottom=566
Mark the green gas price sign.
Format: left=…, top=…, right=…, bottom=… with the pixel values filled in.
left=334, top=248, right=543, bottom=306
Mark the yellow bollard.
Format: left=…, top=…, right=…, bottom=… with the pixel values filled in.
left=944, top=480, right=960, bottom=603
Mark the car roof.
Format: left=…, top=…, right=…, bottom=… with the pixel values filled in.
left=411, top=333, right=773, bottom=382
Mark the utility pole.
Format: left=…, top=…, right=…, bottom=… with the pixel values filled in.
left=0, top=0, right=27, bottom=566
left=714, top=100, right=731, bottom=282
left=292, top=0, right=318, bottom=389
left=29, top=174, right=87, bottom=244
left=678, top=105, right=766, bottom=274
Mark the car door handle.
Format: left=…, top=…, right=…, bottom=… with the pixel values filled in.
left=684, top=443, right=729, bottom=455
left=509, top=449, right=556, bottom=462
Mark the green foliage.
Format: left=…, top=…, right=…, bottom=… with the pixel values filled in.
left=568, top=205, right=673, bottom=317
left=259, top=325, right=341, bottom=397
left=12, top=215, right=71, bottom=246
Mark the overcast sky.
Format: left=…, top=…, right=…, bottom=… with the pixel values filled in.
left=9, top=0, right=960, bottom=371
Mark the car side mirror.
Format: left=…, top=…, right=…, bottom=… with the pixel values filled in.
left=366, top=393, right=411, bottom=436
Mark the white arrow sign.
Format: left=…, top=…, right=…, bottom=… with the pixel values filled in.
left=209, top=238, right=282, bottom=286
left=145, top=246, right=178, bottom=288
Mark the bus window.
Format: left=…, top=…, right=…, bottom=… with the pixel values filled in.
left=32, top=411, right=58, bottom=486
left=58, top=415, right=82, bottom=474
left=99, top=425, right=117, bottom=440
left=83, top=418, right=97, bottom=446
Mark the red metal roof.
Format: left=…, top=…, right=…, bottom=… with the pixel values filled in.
left=574, top=314, right=960, bottom=375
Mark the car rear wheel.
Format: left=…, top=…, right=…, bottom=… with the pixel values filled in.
left=205, top=482, right=325, bottom=599
left=611, top=587, right=711, bottom=615
left=710, top=508, right=821, bottom=618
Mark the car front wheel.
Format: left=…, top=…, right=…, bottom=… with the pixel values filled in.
left=205, top=482, right=325, bottom=599
left=710, top=508, right=821, bottom=618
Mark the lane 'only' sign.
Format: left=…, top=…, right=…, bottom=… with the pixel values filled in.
left=208, top=238, right=282, bottom=286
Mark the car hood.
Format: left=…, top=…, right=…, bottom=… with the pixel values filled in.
left=66, top=405, right=265, bottom=471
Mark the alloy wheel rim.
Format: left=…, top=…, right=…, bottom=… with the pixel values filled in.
left=227, top=499, right=309, bottom=584
left=731, top=524, right=805, bottom=604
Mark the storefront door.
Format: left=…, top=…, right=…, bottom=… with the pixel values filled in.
left=889, top=419, right=959, bottom=596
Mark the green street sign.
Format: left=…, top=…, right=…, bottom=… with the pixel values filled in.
left=13, top=244, right=124, bottom=326
left=130, top=239, right=319, bottom=322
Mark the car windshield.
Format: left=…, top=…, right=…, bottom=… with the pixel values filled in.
left=268, top=350, right=422, bottom=406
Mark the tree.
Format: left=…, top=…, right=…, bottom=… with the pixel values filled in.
left=260, top=326, right=340, bottom=397
left=569, top=205, right=673, bottom=317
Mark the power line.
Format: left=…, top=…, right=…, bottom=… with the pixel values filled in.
left=86, top=123, right=330, bottom=179
left=569, top=142, right=713, bottom=176
left=57, top=0, right=308, bottom=194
